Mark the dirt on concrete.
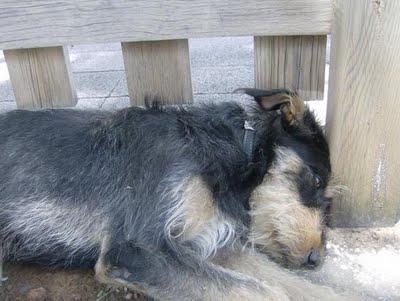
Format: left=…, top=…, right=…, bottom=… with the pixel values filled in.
left=0, top=264, right=147, bottom=301
left=1, top=225, right=399, bottom=301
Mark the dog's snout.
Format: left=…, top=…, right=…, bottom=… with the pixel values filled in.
left=306, top=249, right=320, bottom=266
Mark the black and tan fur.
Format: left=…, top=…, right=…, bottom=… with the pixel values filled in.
left=0, top=89, right=348, bottom=300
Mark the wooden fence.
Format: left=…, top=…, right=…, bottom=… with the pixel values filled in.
left=0, top=0, right=399, bottom=227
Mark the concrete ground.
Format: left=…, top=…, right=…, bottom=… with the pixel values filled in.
left=303, top=226, right=400, bottom=301
left=1, top=37, right=399, bottom=300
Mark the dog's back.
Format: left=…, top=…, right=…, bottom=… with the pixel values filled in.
left=0, top=104, right=250, bottom=267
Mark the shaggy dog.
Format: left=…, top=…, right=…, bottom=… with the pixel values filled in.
left=0, top=89, right=345, bottom=300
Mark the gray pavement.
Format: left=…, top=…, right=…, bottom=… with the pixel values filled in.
left=0, top=37, right=328, bottom=121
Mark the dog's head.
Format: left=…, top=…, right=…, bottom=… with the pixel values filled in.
left=239, top=88, right=333, bottom=269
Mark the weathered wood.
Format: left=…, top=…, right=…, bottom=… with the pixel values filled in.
left=254, top=35, right=326, bottom=101
left=122, top=39, right=192, bottom=106
left=0, top=1, right=332, bottom=49
left=326, top=0, right=400, bottom=227
left=4, top=47, right=76, bottom=109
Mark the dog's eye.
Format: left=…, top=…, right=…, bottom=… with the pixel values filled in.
left=314, top=175, right=322, bottom=188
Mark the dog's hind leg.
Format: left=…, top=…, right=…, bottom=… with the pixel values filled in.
left=95, top=239, right=289, bottom=301
left=0, top=242, right=7, bottom=284
left=220, top=249, right=358, bottom=301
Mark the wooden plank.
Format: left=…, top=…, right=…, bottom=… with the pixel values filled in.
left=122, top=39, right=192, bottom=106
left=0, top=0, right=332, bottom=49
left=4, top=47, right=76, bottom=109
left=254, top=35, right=326, bottom=100
left=326, top=0, right=400, bottom=227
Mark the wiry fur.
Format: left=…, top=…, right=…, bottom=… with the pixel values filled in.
left=221, top=250, right=346, bottom=301
left=0, top=94, right=354, bottom=300
left=249, top=148, right=324, bottom=266
left=164, top=175, right=237, bottom=258
left=1, top=197, right=105, bottom=265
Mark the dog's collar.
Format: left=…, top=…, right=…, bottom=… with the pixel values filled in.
left=243, top=120, right=256, bottom=161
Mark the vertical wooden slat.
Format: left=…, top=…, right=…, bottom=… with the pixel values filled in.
left=326, top=0, right=400, bottom=227
left=254, top=36, right=326, bottom=100
left=3, top=46, right=76, bottom=109
left=121, top=39, right=193, bottom=106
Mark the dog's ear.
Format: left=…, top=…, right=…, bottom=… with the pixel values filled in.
left=235, top=88, right=305, bottom=125
left=280, top=92, right=305, bottom=126
left=234, top=88, right=291, bottom=110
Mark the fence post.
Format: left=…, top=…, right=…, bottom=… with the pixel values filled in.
left=326, top=0, right=400, bottom=227
left=3, top=47, right=76, bottom=109
left=254, top=36, right=326, bottom=101
left=121, top=39, right=193, bottom=106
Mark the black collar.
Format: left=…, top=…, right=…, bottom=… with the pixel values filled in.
left=243, top=120, right=256, bottom=161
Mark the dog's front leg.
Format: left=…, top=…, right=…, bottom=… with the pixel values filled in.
left=94, top=238, right=289, bottom=301
left=219, top=250, right=354, bottom=301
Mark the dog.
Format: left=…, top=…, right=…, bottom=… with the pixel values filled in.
left=0, top=88, right=345, bottom=300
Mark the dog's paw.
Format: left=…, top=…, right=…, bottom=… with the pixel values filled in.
left=108, top=266, right=135, bottom=283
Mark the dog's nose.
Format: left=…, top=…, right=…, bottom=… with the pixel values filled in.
left=306, top=249, right=320, bottom=266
